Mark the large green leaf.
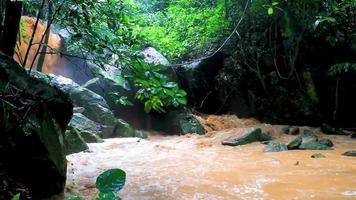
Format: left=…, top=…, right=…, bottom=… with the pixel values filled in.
left=96, top=169, right=126, bottom=193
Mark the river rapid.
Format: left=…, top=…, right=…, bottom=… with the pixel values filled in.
left=65, top=116, right=356, bottom=200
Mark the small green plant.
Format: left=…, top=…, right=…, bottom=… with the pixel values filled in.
left=11, top=193, right=20, bottom=200
left=65, top=168, right=126, bottom=200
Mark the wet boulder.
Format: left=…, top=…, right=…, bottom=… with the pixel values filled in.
left=31, top=71, right=142, bottom=139
left=342, top=151, right=356, bottom=157
left=264, top=141, right=288, bottom=152
left=102, top=119, right=147, bottom=139
left=285, top=129, right=334, bottom=150
left=318, top=138, right=334, bottom=147
left=150, top=109, right=205, bottom=135
left=299, top=142, right=333, bottom=150
left=302, top=129, right=318, bottom=143
left=64, top=128, right=89, bottom=155
left=299, top=130, right=333, bottom=150
left=68, top=113, right=103, bottom=143
left=287, top=135, right=303, bottom=150
left=31, top=72, right=113, bottom=124
left=222, top=128, right=273, bottom=146
left=0, top=53, right=72, bottom=199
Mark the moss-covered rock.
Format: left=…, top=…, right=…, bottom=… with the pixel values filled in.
left=64, top=128, right=89, bottom=155
left=0, top=53, right=72, bottom=199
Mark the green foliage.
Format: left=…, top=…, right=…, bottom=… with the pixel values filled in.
left=132, top=0, right=230, bottom=60
left=24, top=0, right=187, bottom=113
left=65, top=168, right=126, bottom=200
left=126, top=61, right=187, bottom=113
left=328, top=63, right=356, bottom=76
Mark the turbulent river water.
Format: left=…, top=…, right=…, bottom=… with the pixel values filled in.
left=65, top=116, right=356, bottom=200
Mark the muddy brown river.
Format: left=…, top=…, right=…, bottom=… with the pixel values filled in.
left=65, top=125, right=356, bottom=200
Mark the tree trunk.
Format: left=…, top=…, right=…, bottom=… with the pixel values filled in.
left=0, top=0, right=22, bottom=57
left=37, top=1, right=53, bottom=72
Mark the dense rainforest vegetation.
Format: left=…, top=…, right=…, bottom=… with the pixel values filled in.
left=3, top=0, right=355, bottom=125
left=1, top=0, right=356, bottom=199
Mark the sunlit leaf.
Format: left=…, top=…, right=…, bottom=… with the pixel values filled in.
left=96, top=169, right=126, bottom=193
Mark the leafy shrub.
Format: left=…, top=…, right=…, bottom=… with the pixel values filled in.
left=132, top=0, right=230, bottom=60
left=125, top=61, right=187, bottom=113
left=328, top=62, right=356, bottom=76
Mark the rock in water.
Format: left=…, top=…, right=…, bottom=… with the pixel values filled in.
left=287, top=135, right=303, bottom=150
left=318, top=139, right=334, bottom=147
left=311, top=153, right=326, bottom=158
left=264, top=141, right=288, bottom=152
left=342, top=151, right=356, bottom=157
left=0, top=53, right=72, bottom=199
left=302, top=129, right=318, bottom=144
left=298, top=130, right=333, bottom=150
left=222, top=128, right=273, bottom=146
left=299, top=142, right=333, bottom=150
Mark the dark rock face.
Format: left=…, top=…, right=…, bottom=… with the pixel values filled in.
left=222, top=128, right=273, bottom=146
left=175, top=52, right=228, bottom=113
left=320, top=123, right=348, bottom=135
left=0, top=53, right=73, bottom=199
